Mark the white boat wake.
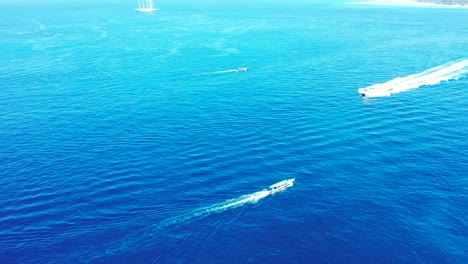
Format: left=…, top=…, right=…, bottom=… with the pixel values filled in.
left=159, top=179, right=294, bottom=228
left=214, top=69, right=241, bottom=73
left=85, top=180, right=296, bottom=262
left=158, top=190, right=270, bottom=228
left=358, top=59, right=468, bottom=97
left=212, top=67, right=249, bottom=74
left=86, top=190, right=271, bottom=262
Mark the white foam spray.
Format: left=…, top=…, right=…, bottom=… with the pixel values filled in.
left=158, top=190, right=270, bottom=228
left=211, top=67, right=248, bottom=74
left=213, top=69, right=242, bottom=74
left=85, top=190, right=271, bottom=262
left=358, top=59, right=468, bottom=97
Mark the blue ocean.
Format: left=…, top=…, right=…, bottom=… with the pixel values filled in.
left=1, top=1, right=468, bottom=263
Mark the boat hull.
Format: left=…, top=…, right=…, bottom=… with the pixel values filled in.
left=269, top=178, right=295, bottom=193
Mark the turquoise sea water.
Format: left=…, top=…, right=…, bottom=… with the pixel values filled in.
left=1, top=1, right=468, bottom=263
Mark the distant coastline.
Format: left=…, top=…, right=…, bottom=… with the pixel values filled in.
left=353, top=0, right=468, bottom=7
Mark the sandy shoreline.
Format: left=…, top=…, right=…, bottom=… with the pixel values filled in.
left=353, top=0, right=468, bottom=8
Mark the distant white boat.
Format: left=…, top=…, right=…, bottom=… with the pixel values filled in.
left=135, top=0, right=159, bottom=12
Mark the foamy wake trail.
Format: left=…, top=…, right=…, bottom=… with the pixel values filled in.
left=158, top=190, right=270, bottom=228
left=86, top=190, right=271, bottom=261
left=358, top=59, right=468, bottom=97
left=213, top=69, right=242, bottom=74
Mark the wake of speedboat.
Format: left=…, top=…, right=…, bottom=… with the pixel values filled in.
left=358, top=59, right=468, bottom=97
left=80, top=191, right=270, bottom=263
left=84, top=190, right=271, bottom=262
left=213, top=69, right=242, bottom=74
left=194, top=68, right=248, bottom=77
left=211, top=68, right=248, bottom=74
left=158, top=190, right=270, bottom=228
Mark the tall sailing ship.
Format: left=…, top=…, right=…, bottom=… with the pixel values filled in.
left=135, top=0, right=159, bottom=12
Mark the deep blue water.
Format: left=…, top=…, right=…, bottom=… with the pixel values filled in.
left=1, top=1, right=468, bottom=263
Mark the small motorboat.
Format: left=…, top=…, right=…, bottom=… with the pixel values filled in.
left=238, top=67, right=249, bottom=72
left=269, top=178, right=295, bottom=193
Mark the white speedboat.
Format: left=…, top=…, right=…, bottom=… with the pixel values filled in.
left=269, top=178, right=295, bottom=193
left=238, top=67, right=249, bottom=72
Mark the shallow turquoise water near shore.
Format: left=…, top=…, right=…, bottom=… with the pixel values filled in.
left=1, top=1, right=467, bottom=263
